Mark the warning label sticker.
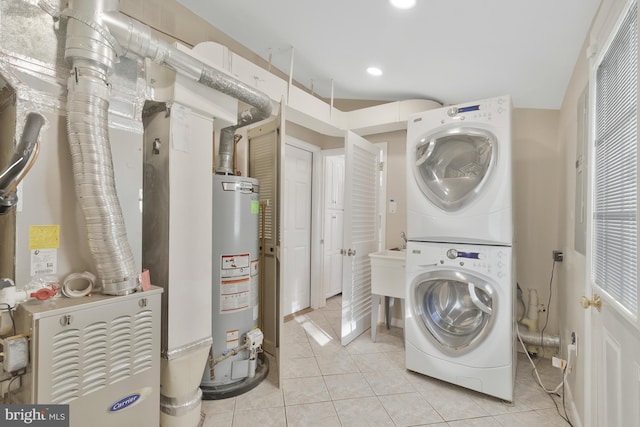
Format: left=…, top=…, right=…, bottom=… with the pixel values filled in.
left=220, top=277, right=250, bottom=313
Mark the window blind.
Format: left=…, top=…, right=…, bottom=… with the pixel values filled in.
left=593, top=0, right=638, bottom=316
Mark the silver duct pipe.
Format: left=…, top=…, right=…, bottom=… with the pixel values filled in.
left=60, top=2, right=272, bottom=293
left=0, top=113, right=45, bottom=215
left=517, top=324, right=561, bottom=348
left=64, top=0, right=139, bottom=295
left=101, top=12, right=273, bottom=175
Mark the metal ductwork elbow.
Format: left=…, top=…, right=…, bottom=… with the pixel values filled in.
left=0, top=112, right=45, bottom=215
left=102, top=11, right=273, bottom=175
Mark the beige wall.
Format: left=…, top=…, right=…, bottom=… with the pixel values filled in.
left=512, top=109, right=563, bottom=337
left=556, top=39, right=589, bottom=424
left=286, top=121, right=343, bottom=149
left=364, top=130, right=408, bottom=249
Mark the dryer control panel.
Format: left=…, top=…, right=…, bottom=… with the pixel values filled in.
left=410, top=95, right=511, bottom=128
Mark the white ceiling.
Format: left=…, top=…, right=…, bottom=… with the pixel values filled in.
left=178, top=0, right=601, bottom=109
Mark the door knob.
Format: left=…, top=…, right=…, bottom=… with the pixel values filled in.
left=581, top=293, right=602, bottom=312
left=347, top=248, right=356, bottom=256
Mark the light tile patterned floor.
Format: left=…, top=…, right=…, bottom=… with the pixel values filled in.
left=202, top=295, right=572, bottom=426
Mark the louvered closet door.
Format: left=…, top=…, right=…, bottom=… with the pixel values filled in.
left=249, top=117, right=280, bottom=357
left=341, top=131, right=380, bottom=346
left=248, top=102, right=283, bottom=390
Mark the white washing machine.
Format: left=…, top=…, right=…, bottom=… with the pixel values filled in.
left=404, top=241, right=516, bottom=401
left=406, top=95, right=513, bottom=246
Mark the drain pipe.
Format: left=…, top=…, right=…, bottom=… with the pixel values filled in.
left=0, top=113, right=45, bottom=215
left=100, top=12, right=273, bottom=175
left=519, top=289, right=539, bottom=333
left=517, top=288, right=560, bottom=350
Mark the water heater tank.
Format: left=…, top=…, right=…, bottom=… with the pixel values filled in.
left=201, top=175, right=261, bottom=395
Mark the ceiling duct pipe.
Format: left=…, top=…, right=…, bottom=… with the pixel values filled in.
left=0, top=113, right=45, bottom=215
left=101, top=12, right=273, bottom=175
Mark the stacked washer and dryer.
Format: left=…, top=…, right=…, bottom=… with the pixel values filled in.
left=404, top=95, right=516, bottom=401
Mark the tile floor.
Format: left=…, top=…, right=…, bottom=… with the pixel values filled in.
left=202, top=296, right=571, bottom=426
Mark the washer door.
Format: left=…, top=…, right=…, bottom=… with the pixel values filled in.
left=413, top=127, right=496, bottom=211
left=412, top=270, right=496, bottom=354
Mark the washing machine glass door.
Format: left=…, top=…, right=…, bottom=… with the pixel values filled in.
left=413, top=270, right=496, bottom=353
left=413, top=127, right=496, bottom=211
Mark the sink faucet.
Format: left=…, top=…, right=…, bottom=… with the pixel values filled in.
left=400, top=231, right=407, bottom=249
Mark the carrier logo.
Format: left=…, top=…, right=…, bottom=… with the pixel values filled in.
left=108, top=387, right=153, bottom=413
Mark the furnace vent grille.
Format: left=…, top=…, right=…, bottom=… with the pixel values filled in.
left=48, top=310, right=154, bottom=403
left=51, top=328, right=81, bottom=403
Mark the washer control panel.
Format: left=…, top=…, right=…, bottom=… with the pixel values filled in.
left=408, top=242, right=510, bottom=278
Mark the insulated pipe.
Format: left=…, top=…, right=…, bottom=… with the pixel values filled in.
left=101, top=12, right=273, bottom=174
left=63, top=0, right=139, bottom=295
left=0, top=113, right=45, bottom=215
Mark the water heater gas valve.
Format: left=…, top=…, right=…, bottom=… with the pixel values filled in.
left=245, top=329, right=264, bottom=351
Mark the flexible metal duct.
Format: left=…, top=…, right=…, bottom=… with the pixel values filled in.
left=59, top=2, right=272, bottom=294
left=63, top=0, right=139, bottom=295
left=101, top=12, right=273, bottom=174
left=0, top=113, right=45, bottom=215
left=517, top=324, right=560, bottom=348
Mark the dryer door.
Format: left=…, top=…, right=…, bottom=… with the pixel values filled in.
left=412, top=270, right=497, bottom=354
left=413, top=127, right=496, bottom=211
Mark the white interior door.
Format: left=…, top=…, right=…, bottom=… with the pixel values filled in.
left=341, top=131, right=380, bottom=346
left=586, top=2, right=640, bottom=425
left=283, top=144, right=312, bottom=316
left=322, top=152, right=345, bottom=299
left=587, top=299, right=640, bottom=426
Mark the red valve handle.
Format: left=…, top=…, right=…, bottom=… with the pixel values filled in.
left=30, top=284, right=58, bottom=300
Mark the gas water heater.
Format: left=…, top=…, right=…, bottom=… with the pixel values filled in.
left=201, top=175, right=265, bottom=398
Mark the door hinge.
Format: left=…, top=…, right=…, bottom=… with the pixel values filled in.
left=379, top=161, right=384, bottom=171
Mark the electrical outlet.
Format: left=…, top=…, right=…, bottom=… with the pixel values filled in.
left=552, top=356, right=567, bottom=369
left=570, top=331, right=578, bottom=357
left=553, top=250, right=564, bottom=262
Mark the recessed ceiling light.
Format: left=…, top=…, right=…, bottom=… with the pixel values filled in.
left=367, top=67, right=383, bottom=76
left=390, top=0, right=416, bottom=9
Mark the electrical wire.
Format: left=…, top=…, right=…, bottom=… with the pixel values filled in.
left=537, top=259, right=556, bottom=362
left=517, top=258, right=574, bottom=426
left=517, top=329, right=565, bottom=394
left=5, top=372, right=23, bottom=404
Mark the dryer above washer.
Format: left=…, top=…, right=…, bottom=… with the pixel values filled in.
left=414, top=126, right=496, bottom=211
left=406, top=95, right=513, bottom=246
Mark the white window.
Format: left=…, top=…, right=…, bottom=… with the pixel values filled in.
left=592, top=0, right=638, bottom=318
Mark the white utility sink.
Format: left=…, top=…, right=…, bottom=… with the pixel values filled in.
left=369, top=249, right=406, bottom=342
left=369, top=249, right=406, bottom=299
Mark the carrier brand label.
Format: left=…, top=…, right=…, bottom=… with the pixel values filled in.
left=108, top=387, right=153, bottom=413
